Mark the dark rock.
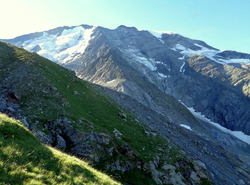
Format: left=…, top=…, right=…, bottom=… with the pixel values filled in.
left=56, top=134, right=66, bottom=149
left=7, top=107, right=15, bottom=112
left=71, top=141, right=93, bottom=157
left=105, top=147, right=114, bottom=156
left=21, top=117, right=29, bottom=128
left=125, top=161, right=134, bottom=171
left=118, top=112, right=127, bottom=119
left=7, top=92, right=20, bottom=102
left=48, top=84, right=57, bottom=91
left=31, top=45, right=42, bottom=52
left=107, top=160, right=134, bottom=172
left=73, top=77, right=79, bottom=82
left=98, top=133, right=111, bottom=144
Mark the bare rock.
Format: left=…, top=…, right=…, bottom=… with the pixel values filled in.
left=113, top=128, right=123, bottom=139
left=56, top=134, right=66, bottom=149
left=48, top=84, right=57, bottom=91
left=21, top=117, right=29, bottom=128
left=118, top=112, right=127, bottom=119
left=161, top=164, right=186, bottom=185
left=7, top=92, right=21, bottom=102
left=98, top=133, right=111, bottom=144
left=190, top=171, right=200, bottom=184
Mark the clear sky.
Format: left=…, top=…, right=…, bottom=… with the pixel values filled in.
left=1, top=0, right=250, bottom=53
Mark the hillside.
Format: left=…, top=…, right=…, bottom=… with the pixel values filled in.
left=0, top=41, right=213, bottom=184
left=0, top=113, right=120, bottom=185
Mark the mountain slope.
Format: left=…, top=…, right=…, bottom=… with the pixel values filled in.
left=0, top=113, right=120, bottom=185
left=4, top=24, right=250, bottom=136
left=0, top=41, right=213, bottom=185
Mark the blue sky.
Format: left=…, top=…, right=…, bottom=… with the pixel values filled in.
left=1, top=0, right=250, bottom=53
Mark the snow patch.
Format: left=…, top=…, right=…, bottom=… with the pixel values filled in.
left=149, top=31, right=163, bottom=39
left=174, top=43, right=220, bottom=63
left=180, top=62, right=185, bottom=73
left=175, top=43, right=220, bottom=61
left=122, top=48, right=157, bottom=71
left=106, top=79, right=117, bottom=84
left=155, top=61, right=168, bottom=67
left=180, top=124, right=192, bottom=131
left=173, top=43, right=250, bottom=65
left=187, top=107, right=250, bottom=145
left=178, top=55, right=185, bottom=60
left=218, top=58, right=250, bottom=64
left=175, top=44, right=187, bottom=51
left=158, top=73, right=169, bottom=78
left=148, top=30, right=175, bottom=39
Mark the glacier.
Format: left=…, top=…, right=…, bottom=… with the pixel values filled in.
left=20, top=26, right=96, bottom=64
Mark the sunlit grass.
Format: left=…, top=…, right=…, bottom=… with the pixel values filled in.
left=0, top=113, right=120, bottom=185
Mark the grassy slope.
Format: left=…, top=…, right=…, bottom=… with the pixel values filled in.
left=0, top=41, right=176, bottom=161
left=0, top=113, right=120, bottom=185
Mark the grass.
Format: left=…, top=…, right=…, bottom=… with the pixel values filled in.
left=0, top=113, right=120, bottom=185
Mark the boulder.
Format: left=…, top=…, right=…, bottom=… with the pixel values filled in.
left=118, top=112, right=127, bottom=119
left=161, top=164, right=186, bottom=185
left=7, top=107, right=15, bottom=112
left=21, top=117, right=29, bottom=128
left=48, top=84, right=57, bottom=91
left=7, top=92, right=20, bottom=102
left=107, top=160, right=134, bottom=172
left=190, top=171, right=200, bottom=184
left=98, top=133, right=111, bottom=144
left=113, top=128, right=123, bottom=139
left=56, top=134, right=66, bottom=149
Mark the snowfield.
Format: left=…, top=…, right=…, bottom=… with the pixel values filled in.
left=21, top=26, right=96, bottom=64
left=180, top=124, right=192, bottom=131
left=121, top=47, right=158, bottom=71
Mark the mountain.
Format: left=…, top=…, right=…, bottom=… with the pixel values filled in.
left=0, top=113, right=119, bottom=185
left=0, top=41, right=212, bottom=185
left=2, top=24, right=250, bottom=184
left=4, top=24, right=250, bottom=136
